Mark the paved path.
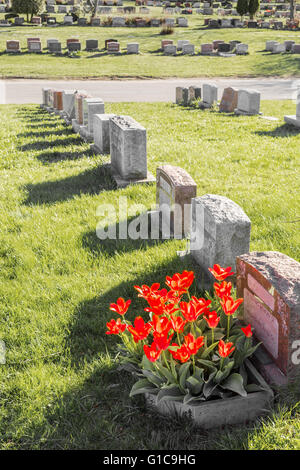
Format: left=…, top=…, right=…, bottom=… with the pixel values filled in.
left=0, top=78, right=299, bottom=103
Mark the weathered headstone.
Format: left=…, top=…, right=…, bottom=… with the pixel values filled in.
left=6, top=40, right=20, bottom=53
left=64, top=15, right=73, bottom=25
left=107, top=41, right=120, bottom=54
left=62, top=90, right=76, bottom=122
left=199, top=83, right=218, bottom=109
left=164, top=44, right=177, bottom=55
left=177, top=40, right=190, bottom=51
left=272, top=43, right=285, bottom=54
left=86, top=39, right=98, bottom=51
left=80, top=98, right=104, bottom=140
left=201, top=43, right=213, bottom=55
left=291, top=44, right=300, bottom=54
left=127, top=43, right=139, bottom=54
left=109, top=116, right=155, bottom=187
left=92, top=114, right=115, bottom=154
left=28, top=40, right=42, bottom=53
left=284, top=87, right=300, bottom=128
left=235, top=89, right=261, bottom=115
left=182, top=44, right=195, bottom=55
left=53, top=91, right=63, bottom=111
left=175, top=87, right=189, bottom=105
left=156, top=165, right=197, bottom=238
left=190, top=194, right=251, bottom=288
left=236, top=251, right=300, bottom=385
left=161, top=39, right=173, bottom=50
left=219, top=87, right=238, bottom=113
left=236, top=43, right=248, bottom=55
left=68, top=41, right=81, bottom=52
left=284, top=40, right=295, bottom=52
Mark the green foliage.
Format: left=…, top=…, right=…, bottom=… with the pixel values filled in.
left=248, top=0, right=260, bottom=19
left=237, top=0, right=249, bottom=18
left=12, top=0, right=44, bottom=21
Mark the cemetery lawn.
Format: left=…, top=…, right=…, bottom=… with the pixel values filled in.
left=0, top=101, right=299, bottom=450
left=0, top=15, right=300, bottom=78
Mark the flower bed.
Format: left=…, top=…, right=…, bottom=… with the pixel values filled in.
left=106, top=265, right=274, bottom=427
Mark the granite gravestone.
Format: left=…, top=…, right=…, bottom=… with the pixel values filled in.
left=236, top=251, right=300, bottom=385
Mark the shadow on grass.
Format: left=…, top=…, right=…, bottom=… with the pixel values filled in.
left=18, top=127, right=74, bottom=138
left=23, top=165, right=115, bottom=205
left=252, top=52, right=300, bottom=76
left=36, top=147, right=94, bottom=163
left=254, top=123, right=300, bottom=137
left=81, top=219, right=171, bottom=260
left=19, top=135, right=83, bottom=151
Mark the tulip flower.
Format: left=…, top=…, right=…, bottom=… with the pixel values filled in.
left=134, top=283, right=167, bottom=301
left=106, top=318, right=126, bottom=335
left=109, top=298, right=131, bottom=316
left=153, top=332, right=173, bottom=351
left=170, top=315, right=187, bottom=333
left=144, top=342, right=162, bottom=362
left=214, top=281, right=232, bottom=299
left=169, top=343, right=191, bottom=363
left=221, top=296, right=243, bottom=316
left=209, top=264, right=234, bottom=281
left=152, top=314, right=171, bottom=335
left=241, top=324, right=253, bottom=338
left=218, top=340, right=235, bottom=358
left=204, top=310, right=220, bottom=329
left=184, top=333, right=204, bottom=356
left=127, top=316, right=152, bottom=343
left=165, top=271, right=194, bottom=295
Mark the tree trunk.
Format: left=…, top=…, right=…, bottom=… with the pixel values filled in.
left=92, top=0, right=100, bottom=17
left=290, top=0, right=295, bottom=20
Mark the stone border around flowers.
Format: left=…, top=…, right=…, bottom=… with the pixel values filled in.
left=145, top=359, right=274, bottom=429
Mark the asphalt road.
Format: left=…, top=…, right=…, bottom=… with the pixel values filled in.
left=0, top=77, right=299, bottom=104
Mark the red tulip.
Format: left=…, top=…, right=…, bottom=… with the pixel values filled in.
left=134, top=283, right=167, bottom=301
left=221, top=296, right=243, bottom=316
left=109, top=298, right=131, bottom=316
left=152, top=314, right=171, bottom=335
left=106, top=318, right=126, bottom=335
left=170, top=315, right=187, bottom=333
left=169, top=343, right=191, bottom=363
left=209, top=264, right=234, bottom=281
left=144, top=342, right=162, bottom=362
left=165, top=271, right=194, bottom=295
left=184, top=333, right=204, bottom=355
left=218, top=340, right=235, bottom=358
left=191, top=296, right=211, bottom=316
left=204, top=310, right=220, bottom=329
left=127, top=316, right=152, bottom=343
left=153, top=332, right=173, bottom=351
left=241, top=324, right=253, bottom=338
left=214, top=281, right=232, bottom=299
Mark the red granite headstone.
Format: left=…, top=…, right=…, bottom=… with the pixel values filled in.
left=236, top=251, right=300, bottom=385
left=219, top=87, right=238, bottom=113
left=156, top=165, right=197, bottom=238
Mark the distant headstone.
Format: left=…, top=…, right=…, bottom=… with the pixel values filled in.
left=201, top=43, right=213, bottom=55
left=28, top=40, right=42, bottom=52
left=161, top=39, right=173, bottom=50
left=291, top=44, right=300, bottom=54
left=236, top=43, right=248, bottom=55
left=127, top=43, right=139, bottom=54
left=182, top=44, right=195, bottom=55
left=235, top=89, right=261, bottom=115
left=177, top=17, right=188, bottom=26
left=53, top=91, right=63, bottom=111
left=64, top=15, right=73, bottom=25
left=86, top=39, right=98, bottom=51
left=177, top=40, right=190, bottom=51
left=236, top=251, right=300, bottom=385
left=78, top=18, right=87, bottom=26
left=109, top=115, right=154, bottom=187
left=83, top=98, right=105, bottom=134
left=284, top=40, right=295, bottom=52
left=219, top=87, right=238, bottom=112
left=175, top=87, right=189, bottom=105
left=62, top=90, right=76, bottom=120
left=107, top=41, right=120, bottom=54
left=199, top=83, right=218, bottom=108
left=284, top=87, right=300, bottom=128
left=218, top=42, right=231, bottom=53
left=190, top=194, right=251, bottom=288
left=6, top=40, right=20, bottom=53
left=272, top=43, right=285, bottom=54
left=164, top=44, right=177, bottom=55
left=93, top=114, right=115, bottom=154
left=156, top=165, right=197, bottom=238
left=48, top=41, right=62, bottom=53
left=14, top=17, right=25, bottom=25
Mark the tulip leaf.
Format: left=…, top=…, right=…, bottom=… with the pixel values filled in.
left=215, top=361, right=234, bottom=383
left=157, top=386, right=183, bottom=403
left=200, top=341, right=219, bottom=359
left=142, top=369, right=165, bottom=387
left=129, top=379, right=157, bottom=397
left=179, top=361, right=191, bottom=390
left=245, top=383, right=268, bottom=393
left=196, top=359, right=217, bottom=371
left=156, top=364, right=177, bottom=385
left=220, top=373, right=247, bottom=397
left=186, top=376, right=204, bottom=395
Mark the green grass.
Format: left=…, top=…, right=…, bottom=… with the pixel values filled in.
left=0, top=8, right=300, bottom=78
left=0, top=101, right=299, bottom=449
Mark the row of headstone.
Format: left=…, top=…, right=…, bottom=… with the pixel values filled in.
left=266, top=40, right=300, bottom=54
left=176, top=84, right=261, bottom=115
left=161, top=39, right=248, bottom=56
left=41, top=88, right=155, bottom=187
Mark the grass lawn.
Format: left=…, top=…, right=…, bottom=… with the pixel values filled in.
left=0, top=8, right=300, bottom=78
left=0, top=101, right=299, bottom=449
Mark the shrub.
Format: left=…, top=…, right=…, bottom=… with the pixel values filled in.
left=160, top=25, right=174, bottom=35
